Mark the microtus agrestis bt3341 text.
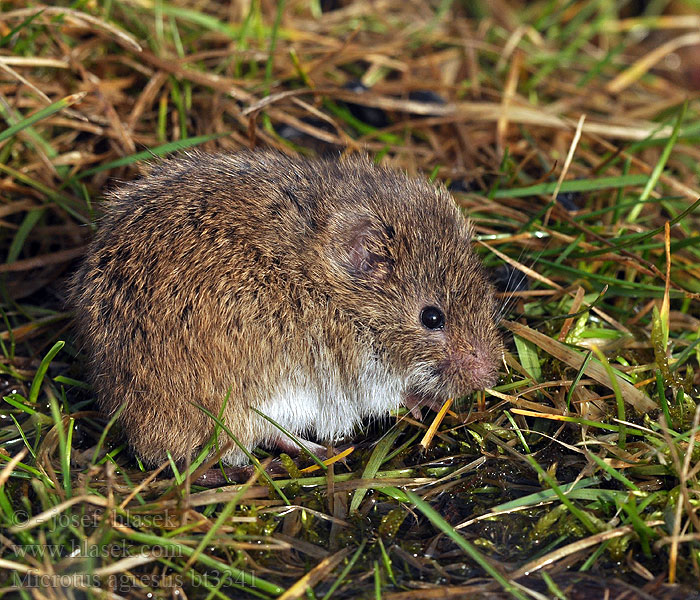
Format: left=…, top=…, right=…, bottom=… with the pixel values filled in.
left=69, top=151, right=502, bottom=467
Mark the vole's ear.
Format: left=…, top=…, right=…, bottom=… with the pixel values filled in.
left=341, top=218, right=394, bottom=281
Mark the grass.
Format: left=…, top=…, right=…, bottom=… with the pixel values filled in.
left=1, top=0, right=700, bottom=598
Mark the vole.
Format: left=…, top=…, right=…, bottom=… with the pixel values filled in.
left=69, top=151, right=502, bottom=468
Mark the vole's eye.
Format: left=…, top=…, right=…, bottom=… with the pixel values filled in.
left=420, top=306, right=445, bottom=330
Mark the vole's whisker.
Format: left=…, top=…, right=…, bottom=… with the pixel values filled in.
left=492, top=227, right=554, bottom=322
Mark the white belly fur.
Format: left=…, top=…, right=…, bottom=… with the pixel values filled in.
left=257, top=355, right=404, bottom=446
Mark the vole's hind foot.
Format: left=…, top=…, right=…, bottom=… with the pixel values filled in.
left=193, top=460, right=290, bottom=486
left=192, top=442, right=355, bottom=487
left=272, top=436, right=328, bottom=459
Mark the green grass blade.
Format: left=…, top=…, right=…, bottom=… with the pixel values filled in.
left=349, top=424, right=404, bottom=513
left=191, top=403, right=290, bottom=504
left=492, top=174, right=650, bottom=199
left=525, top=455, right=599, bottom=535
left=628, top=101, right=687, bottom=221
left=590, top=345, right=626, bottom=449
left=6, top=209, right=44, bottom=264
left=28, top=341, right=64, bottom=404
left=72, top=132, right=231, bottom=181
left=114, top=528, right=284, bottom=596
left=400, top=489, right=530, bottom=600
left=251, top=407, right=327, bottom=470
left=0, top=92, right=86, bottom=145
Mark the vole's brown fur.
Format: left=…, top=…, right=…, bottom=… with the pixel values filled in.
left=70, top=151, right=501, bottom=467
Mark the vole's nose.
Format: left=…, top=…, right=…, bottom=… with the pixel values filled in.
left=442, top=344, right=499, bottom=393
